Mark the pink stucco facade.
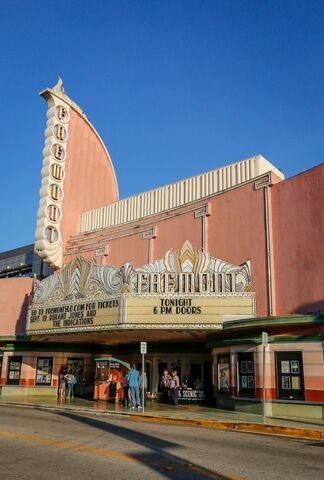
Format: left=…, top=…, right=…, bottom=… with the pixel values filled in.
left=271, top=163, right=324, bottom=315
left=0, top=278, right=32, bottom=336
left=62, top=162, right=324, bottom=318
left=2, top=164, right=324, bottom=334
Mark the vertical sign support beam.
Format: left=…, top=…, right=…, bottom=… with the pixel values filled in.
left=140, top=342, right=147, bottom=414
left=262, top=332, right=268, bottom=424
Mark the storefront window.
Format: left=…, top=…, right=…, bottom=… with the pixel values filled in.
left=217, top=354, right=230, bottom=393
left=67, top=358, right=84, bottom=383
left=96, top=360, right=109, bottom=382
left=237, top=352, right=255, bottom=397
left=35, top=357, right=53, bottom=385
left=275, top=351, right=305, bottom=400
left=6, top=356, right=22, bottom=385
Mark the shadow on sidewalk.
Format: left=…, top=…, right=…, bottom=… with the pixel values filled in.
left=54, top=410, right=231, bottom=479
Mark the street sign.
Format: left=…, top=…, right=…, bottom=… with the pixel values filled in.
left=262, top=332, right=268, bottom=347
left=140, top=342, right=147, bottom=413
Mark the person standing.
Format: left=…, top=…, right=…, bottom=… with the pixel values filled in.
left=139, top=370, right=148, bottom=406
left=160, top=369, right=171, bottom=403
left=65, top=370, right=76, bottom=398
left=58, top=368, right=66, bottom=398
left=128, top=364, right=141, bottom=408
left=122, top=371, right=130, bottom=407
left=170, top=370, right=180, bottom=405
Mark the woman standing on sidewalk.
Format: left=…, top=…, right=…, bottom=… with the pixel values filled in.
left=170, top=370, right=180, bottom=405
left=65, top=371, right=76, bottom=398
left=58, top=368, right=66, bottom=398
left=160, top=369, right=171, bottom=403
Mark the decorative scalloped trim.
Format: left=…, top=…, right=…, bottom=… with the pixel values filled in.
left=28, top=322, right=224, bottom=335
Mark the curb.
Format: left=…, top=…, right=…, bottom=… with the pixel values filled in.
left=131, top=413, right=324, bottom=440
left=1, top=401, right=323, bottom=440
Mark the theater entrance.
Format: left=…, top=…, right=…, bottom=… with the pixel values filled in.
left=124, top=352, right=211, bottom=401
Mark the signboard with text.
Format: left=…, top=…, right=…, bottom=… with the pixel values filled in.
left=26, top=294, right=254, bottom=334
left=27, top=242, right=255, bottom=335
left=27, top=299, right=119, bottom=333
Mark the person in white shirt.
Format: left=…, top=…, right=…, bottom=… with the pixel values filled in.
left=139, top=371, right=148, bottom=406
left=170, top=370, right=180, bottom=405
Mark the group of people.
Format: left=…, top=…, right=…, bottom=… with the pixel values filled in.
left=121, top=364, right=147, bottom=409
left=58, top=369, right=77, bottom=398
left=121, top=366, right=202, bottom=407
left=160, top=369, right=180, bottom=405
left=160, top=368, right=204, bottom=405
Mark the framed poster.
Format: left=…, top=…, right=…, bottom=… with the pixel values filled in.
left=282, top=376, right=291, bottom=389
left=247, top=376, right=254, bottom=389
left=291, top=360, right=300, bottom=374
left=281, top=361, right=290, bottom=374
left=276, top=351, right=304, bottom=400
left=237, top=352, right=255, bottom=397
left=35, top=357, right=53, bottom=386
left=247, top=361, right=254, bottom=374
left=217, top=355, right=230, bottom=393
left=241, top=376, right=248, bottom=388
left=291, top=376, right=301, bottom=389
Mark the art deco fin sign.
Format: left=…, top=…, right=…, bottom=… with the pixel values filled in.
left=34, top=77, right=71, bottom=269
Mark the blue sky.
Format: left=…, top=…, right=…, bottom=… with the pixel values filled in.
left=0, top=0, right=323, bottom=251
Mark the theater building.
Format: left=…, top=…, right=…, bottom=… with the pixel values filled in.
left=0, top=78, right=323, bottom=420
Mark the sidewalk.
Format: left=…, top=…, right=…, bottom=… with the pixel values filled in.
left=1, top=395, right=323, bottom=439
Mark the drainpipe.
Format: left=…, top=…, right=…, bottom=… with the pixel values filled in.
left=264, top=185, right=273, bottom=317
left=255, top=174, right=274, bottom=317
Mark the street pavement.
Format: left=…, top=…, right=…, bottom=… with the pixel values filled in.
left=0, top=405, right=323, bottom=479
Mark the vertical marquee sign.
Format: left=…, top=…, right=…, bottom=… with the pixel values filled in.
left=34, top=77, right=71, bottom=269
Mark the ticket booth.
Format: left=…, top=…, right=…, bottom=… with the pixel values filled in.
left=94, top=357, right=130, bottom=402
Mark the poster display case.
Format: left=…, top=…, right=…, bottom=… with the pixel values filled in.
left=6, top=356, right=22, bottom=385
left=217, top=354, right=230, bottom=393
left=35, top=357, right=53, bottom=385
left=275, top=351, right=305, bottom=400
left=237, top=352, right=255, bottom=397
